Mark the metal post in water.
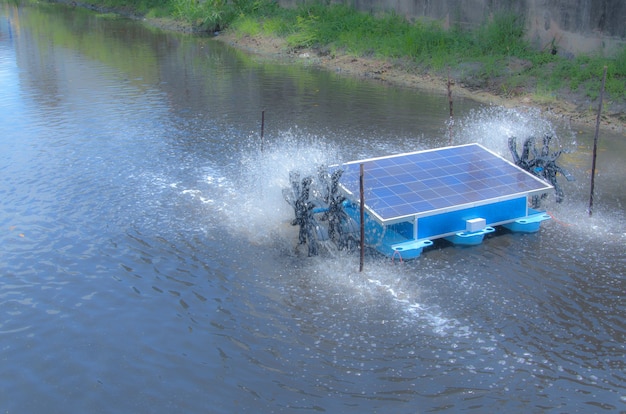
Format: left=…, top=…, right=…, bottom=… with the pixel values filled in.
left=359, top=163, right=365, bottom=272
left=588, top=66, right=607, bottom=217
left=260, top=110, right=265, bottom=152
left=447, top=67, right=454, bottom=145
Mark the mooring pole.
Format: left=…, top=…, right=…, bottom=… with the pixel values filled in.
left=260, top=110, right=265, bottom=153
left=588, top=66, right=607, bottom=217
left=447, top=67, right=454, bottom=145
left=359, top=163, right=365, bottom=272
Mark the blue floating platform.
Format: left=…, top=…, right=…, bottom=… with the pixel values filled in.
left=502, top=210, right=551, bottom=233
left=445, top=226, right=495, bottom=246
left=335, top=143, right=553, bottom=259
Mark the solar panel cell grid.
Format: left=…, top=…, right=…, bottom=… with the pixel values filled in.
left=339, top=144, right=552, bottom=222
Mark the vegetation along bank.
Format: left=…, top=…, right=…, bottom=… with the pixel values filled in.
left=45, top=0, right=626, bottom=133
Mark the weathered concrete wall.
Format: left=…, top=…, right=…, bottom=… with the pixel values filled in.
left=279, top=0, right=626, bottom=57
left=525, top=0, right=625, bottom=57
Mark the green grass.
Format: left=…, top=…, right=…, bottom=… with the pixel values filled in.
left=86, top=0, right=173, bottom=16
left=230, top=15, right=262, bottom=37
left=234, top=2, right=624, bottom=103
left=528, top=48, right=626, bottom=101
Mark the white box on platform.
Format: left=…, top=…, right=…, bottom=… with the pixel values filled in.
left=466, top=218, right=486, bottom=232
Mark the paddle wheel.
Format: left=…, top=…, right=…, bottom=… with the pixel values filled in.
left=509, top=135, right=575, bottom=206
left=283, top=167, right=358, bottom=256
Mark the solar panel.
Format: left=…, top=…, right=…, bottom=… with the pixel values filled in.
left=337, top=143, right=553, bottom=224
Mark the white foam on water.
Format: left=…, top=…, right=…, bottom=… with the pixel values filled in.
left=544, top=200, right=626, bottom=246
left=227, top=129, right=347, bottom=244
left=290, top=254, right=471, bottom=336
left=451, top=106, right=575, bottom=157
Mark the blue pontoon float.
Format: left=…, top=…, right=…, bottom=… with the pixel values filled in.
left=284, top=143, right=555, bottom=259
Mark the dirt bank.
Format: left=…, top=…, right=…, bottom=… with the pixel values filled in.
left=214, top=31, right=625, bottom=135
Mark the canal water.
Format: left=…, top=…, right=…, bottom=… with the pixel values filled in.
left=1, top=3, right=624, bottom=412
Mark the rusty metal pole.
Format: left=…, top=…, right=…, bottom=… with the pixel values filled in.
left=589, top=66, right=607, bottom=217
left=359, top=163, right=365, bottom=272
left=447, top=67, right=454, bottom=145
left=260, top=110, right=265, bottom=152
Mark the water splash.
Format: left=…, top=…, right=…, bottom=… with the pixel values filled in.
left=286, top=253, right=469, bottom=336
left=224, top=128, right=347, bottom=244
left=451, top=106, right=576, bottom=157
left=544, top=199, right=626, bottom=246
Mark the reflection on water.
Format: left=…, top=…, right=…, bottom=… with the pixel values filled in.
left=1, top=3, right=625, bottom=413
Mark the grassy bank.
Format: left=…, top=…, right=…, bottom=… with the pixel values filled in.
left=34, top=0, right=626, bottom=125
left=231, top=4, right=625, bottom=102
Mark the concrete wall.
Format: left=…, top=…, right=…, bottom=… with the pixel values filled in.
left=525, top=0, right=625, bottom=57
left=279, top=0, right=625, bottom=57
